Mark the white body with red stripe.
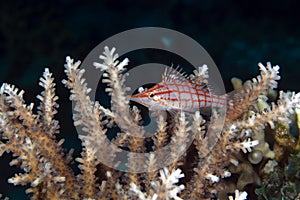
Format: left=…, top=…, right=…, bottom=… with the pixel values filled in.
left=130, top=67, right=227, bottom=113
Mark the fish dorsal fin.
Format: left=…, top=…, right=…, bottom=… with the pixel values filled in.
left=162, top=65, right=211, bottom=93
left=193, top=82, right=210, bottom=93
left=162, top=65, right=189, bottom=84
left=188, top=65, right=210, bottom=92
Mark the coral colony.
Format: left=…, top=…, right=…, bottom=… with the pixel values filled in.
left=0, top=47, right=300, bottom=199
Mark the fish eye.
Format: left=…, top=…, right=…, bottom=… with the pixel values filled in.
left=150, top=93, right=155, bottom=98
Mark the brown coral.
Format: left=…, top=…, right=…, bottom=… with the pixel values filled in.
left=0, top=47, right=299, bottom=199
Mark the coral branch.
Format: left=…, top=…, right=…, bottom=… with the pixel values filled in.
left=0, top=46, right=299, bottom=200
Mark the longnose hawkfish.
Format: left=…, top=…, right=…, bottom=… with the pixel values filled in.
left=130, top=65, right=228, bottom=115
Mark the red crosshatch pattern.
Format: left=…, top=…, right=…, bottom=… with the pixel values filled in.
left=156, top=82, right=227, bottom=111
left=131, top=79, right=227, bottom=113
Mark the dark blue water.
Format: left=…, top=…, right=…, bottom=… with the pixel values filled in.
left=0, top=0, right=299, bottom=199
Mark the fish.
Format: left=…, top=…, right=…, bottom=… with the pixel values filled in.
left=130, top=66, right=227, bottom=115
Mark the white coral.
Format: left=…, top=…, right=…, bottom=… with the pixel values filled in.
left=130, top=168, right=185, bottom=200
left=228, top=190, right=248, bottom=200
left=239, top=138, right=259, bottom=153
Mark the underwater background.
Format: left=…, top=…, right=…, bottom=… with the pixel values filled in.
left=0, top=0, right=300, bottom=199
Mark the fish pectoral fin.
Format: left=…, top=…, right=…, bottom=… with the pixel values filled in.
left=167, top=109, right=178, bottom=117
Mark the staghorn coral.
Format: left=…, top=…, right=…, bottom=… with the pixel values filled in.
left=0, top=47, right=300, bottom=199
